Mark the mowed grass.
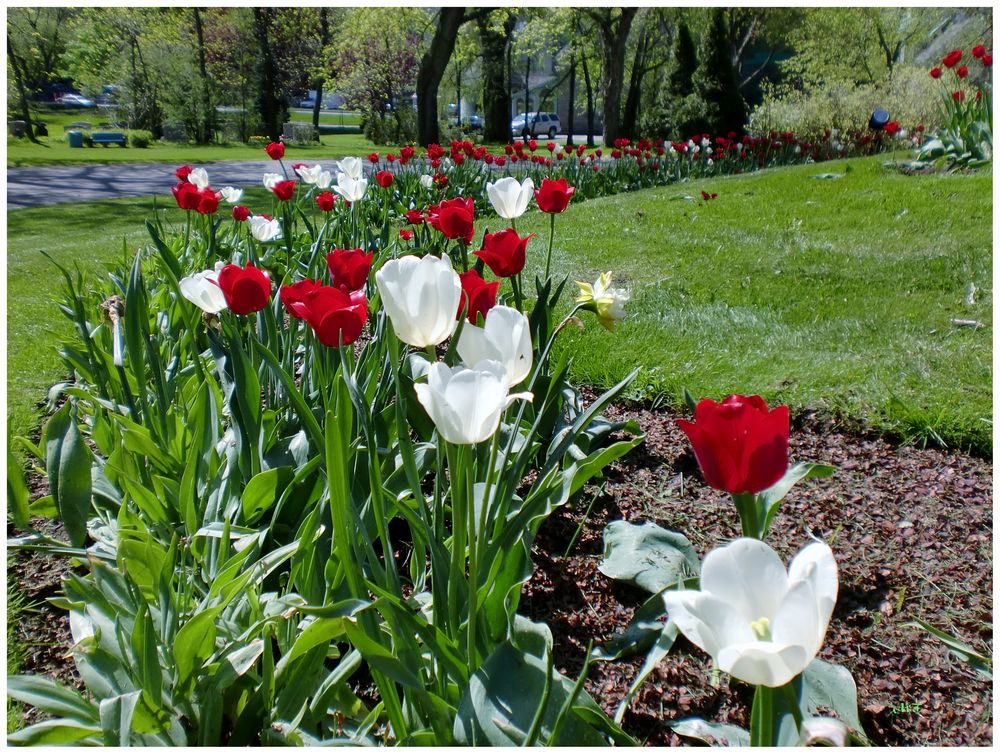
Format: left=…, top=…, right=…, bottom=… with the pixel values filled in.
left=7, top=119, right=374, bottom=167
left=7, top=156, right=992, bottom=453
left=513, top=157, right=992, bottom=453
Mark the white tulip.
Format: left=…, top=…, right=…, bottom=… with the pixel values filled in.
left=187, top=167, right=210, bottom=189
left=375, top=255, right=461, bottom=348
left=457, top=306, right=532, bottom=385
left=249, top=215, right=282, bottom=243
left=663, top=538, right=838, bottom=688
left=262, top=172, right=283, bottom=190
left=420, top=174, right=434, bottom=189
left=179, top=268, right=228, bottom=314
left=707, top=158, right=714, bottom=167
left=414, top=360, right=532, bottom=445
left=219, top=186, right=243, bottom=203
left=701, top=137, right=711, bottom=148
left=297, top=163, right=332, bottom=188
left=485, top=176, right=534, bottom=219
left=336, top=157, right=363, bottom=180
left=333, top=173, right=367, bottom=203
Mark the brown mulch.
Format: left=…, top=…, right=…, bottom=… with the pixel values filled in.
left=522, top=402, right=993, bottom=746
left=9, top=404, right=992, bottom=745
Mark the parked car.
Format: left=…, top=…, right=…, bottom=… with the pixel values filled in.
left=55, top=93, right=95, bottom=108
left=511, top=111, right=560, bottom=138
left=449, top=114, right=484, bottom=132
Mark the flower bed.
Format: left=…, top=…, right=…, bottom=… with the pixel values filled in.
left=7, top=143, right=985, bottom=746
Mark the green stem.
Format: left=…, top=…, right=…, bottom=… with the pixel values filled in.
left=544, top=212, right=555, bottom=280
left=732, top=492, right=761, bottom=539
left=749, top=684, right=774, bottom=747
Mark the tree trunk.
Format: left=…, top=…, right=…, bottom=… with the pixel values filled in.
left=6, top=37, right=37, bottom=143
left=192, top=8, right=213, bottom=144
left=566, top=53, right=576, bottom=146
left=253, top=8, right=283, bottom=141
left=416, top=7, right=466, bottom=146
left=581, top=51, right=595, bottom=147
left=456, top=61, right=462, bottom=122
left=621, top=24, right=649, bottom=140
left=478, top=12, right=514, bottom=142
left=589, top=8, right=637, bottom=145
left=313, top=8, right=330, bottom=132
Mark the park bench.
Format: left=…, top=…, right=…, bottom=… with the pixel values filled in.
left=91, top=131, right=127, bottom=147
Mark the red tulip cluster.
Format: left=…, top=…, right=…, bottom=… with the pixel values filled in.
left=171, top=181, right=220, bottom=215
left=281, top=280, right=368, bottom=347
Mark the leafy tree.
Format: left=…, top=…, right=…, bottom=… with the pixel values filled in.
left=584, top=8, right=638, bottom=144
left=476, top=9, right=517, bottom=142
left=693, top=8, right=748, bottom=136
left=329, top=8, right=422, bottom=144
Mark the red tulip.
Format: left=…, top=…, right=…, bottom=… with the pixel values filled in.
left=534, top=177, right=575, bottom=214
left=405, top=208, right=425, bottom=225
left=474, top=228, right=534, bottom=278
left=271, top=180, right=296, bottom=201
left=399, top=229, right=414, bottom=241
left=265, top=141, right=285, bottom=160
left=386, top=153, right=396, bottom=163
left=957, top=65, right=969, bottom=78
left=216, top=264, right=271, bottom=315
left=677, top=395, right=790, bottom=495
left=232, top=205, right=250, bottom=222
left=884, top=121, right=901, bottom=135
left=982, top=54, right=992, bottom=67
left=972, top=44, right=986, bottom=58
left=527, top=139, right=537, bottom=152
left=174, top=164, right=193, bottom=181
left=952, top=90, right=966, bottom=102
left=367, top=152, right=379, bottom=164
left=457, top=269, right=499, bottom=324
left=287, top=285, right=368, bottom=347
left=375, top=170, right=395, bottom=188
left=930, top=66, right=942, bottom=79
left=326, top=248, right=373, bottom=292
left=196, top=188, right=220, bottom=215
left=316, top=191, right=335, bottom=212
left=942, top=49, right=963, bottom=68
left=400, top=145, right=416, bottom=162
left=172, top=182, right=201, bottom=211
left=280, top=278, right=323, bottom=319
left=428, top=197, right=475, bottom=244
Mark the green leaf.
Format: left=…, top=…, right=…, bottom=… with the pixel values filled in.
left=172, top=607, right=222, bottom=691
left=241, top=466, right=294, bottom=524
left=591, top=589, right=670, bottom=661
left=598, top=520, right=699, bottom=593
left=275, top=616, right=352, bottom=678
left=99, top=691, right=140, bottom=746
left=569, top=435, right=645, bottom=497
left=7, top=719, right=101, bottom=745
left=118, top=537, right=167, bottom=601
left=757, top=462, right=835, bottom=538
left=671, top=717, right=750, bottom=747
left=342, top=621, right=423, bottom=690
left=44, top=402, right=93, bottom=547
left=907, top=619, right=992, bottom=679
left=802, top=659, right=865, bottom=734
left=7, top=446, right=31, bottom=529
left=6, top=675, right=99, bottom=723
left=613, top=619, right=679, bottom=724
left=454, top=640, right=616, bottom=746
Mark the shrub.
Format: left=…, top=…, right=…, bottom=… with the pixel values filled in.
left=751, top=66, right=943, bottom=140
left=126, top=129, right=153, bottom=148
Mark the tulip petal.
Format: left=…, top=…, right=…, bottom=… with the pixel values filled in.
left=700, top=538, right=789, bottom=623
left=718, top=641, right=809, bottom=687
left=771, top=578, right=823, bottom=659
left=663, top=591, right=756, bottom=660
left=742, top=404, right=790, bottom=493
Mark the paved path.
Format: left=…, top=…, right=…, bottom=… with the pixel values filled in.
left=7, top=160, right=269, bottom=210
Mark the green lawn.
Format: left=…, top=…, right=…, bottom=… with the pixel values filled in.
left=7, top=156, right=992, bottom=453
left=514, top=157, right=992, bottom=453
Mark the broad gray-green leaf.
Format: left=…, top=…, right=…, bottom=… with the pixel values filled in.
left=671, top=717, right=750, bottom=746
left=454, top=641, right=609, bottom=746
left=44, top=402, right=93, bottom=547
left=6, top=675, right=99, bottom=723
left=802, top=658, right=864, bottom=734
left=598, top=521, right=699, bottom=593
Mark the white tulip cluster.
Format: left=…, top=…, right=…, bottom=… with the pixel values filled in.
left=376, top=255, right=533, bottom=444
